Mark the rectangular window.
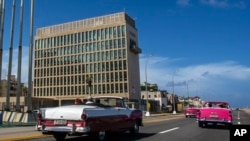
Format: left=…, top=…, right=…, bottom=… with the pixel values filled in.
left=105, top=28, right=109, bottom=39
left=101, top=41, right=105, bottom=50
left=93, top=30, right=96, bottom=41
left=115, top=72, right=120, bottom=82
left=120, top=83, right=123, bottom=93
left=109, top=40, right=113, bottom=49
left=122, top=25, right=125, bottom=37
left=102, top=84, right=106, bottom=94
left=74, top=33, right=77, bottom=43
left=101, top=29, right=105, bottom=40
left=114, top=39, right=117, bottom=48
left=89, top=31, right=92, bottom=41
left=82, top=32, right=85, bottom=43
left=109, top=27, right=113, bottom=39
left=97, top=42, right=101, bottom=51
left=111, top=84, right=114, bottom=93
left=117, top=26, right=121, bottom=37
left=124, top=83, right=128, bottom=93
left=63, top=35, right=66, bottom=45
left=115, top=84, right=119, bottom=93
left=78, top=32, right=81, bottom=43
left=48, top=38, right=51, bottom=47
left=113, top=27, right=117, bottom=38
left=85, top=31, right=88, bottom=42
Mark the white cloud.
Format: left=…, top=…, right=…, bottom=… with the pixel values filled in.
left=140, top=55, right=250, bottom=107
left=177, top=0, right=191, bottom=7
left=2, top=46, right=30, bottom=85
left=200, top=0, right=246, bottom=8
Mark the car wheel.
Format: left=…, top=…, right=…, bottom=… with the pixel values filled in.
left=130, top=121, right=139, bottom=134
left=227, top=123, right=232, bottom=128
left=98, top=130, right=107, bottom=141
left=198, top=121, right=204, bottom=127
left=53, top=132, right=67, bottom=141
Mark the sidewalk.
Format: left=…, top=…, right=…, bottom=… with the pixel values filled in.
left=0, top=113, right=184, bottom=141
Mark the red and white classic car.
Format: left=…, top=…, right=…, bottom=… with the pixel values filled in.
left=196, top=101, right=233, bottom=128
left=38, top=96, right=143, bottom=141
left=184, top=107, right=199, bottom=118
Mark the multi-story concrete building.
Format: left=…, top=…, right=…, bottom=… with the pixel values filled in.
left=33, top=12, right=142, bottom=106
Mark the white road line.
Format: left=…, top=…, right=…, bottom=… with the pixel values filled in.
left=158, top=127, right=180, bottom=134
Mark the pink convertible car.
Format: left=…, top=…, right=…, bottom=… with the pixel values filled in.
left=184, top=107, right=199, bottom=118
left=196, top=101, right=233, bottom=127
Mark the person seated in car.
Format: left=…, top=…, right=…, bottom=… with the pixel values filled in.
left=75, top=98, right=83, bottom=104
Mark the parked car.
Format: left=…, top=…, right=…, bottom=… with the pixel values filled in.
left=196, top=101, right=233, bottom=128
left=184, top=107, right=199, bottom=118
left=38, top=96, right=143, bottom=141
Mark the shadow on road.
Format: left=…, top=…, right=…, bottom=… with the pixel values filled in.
left=202, top=124, right=230, bottom=130
left=64, top=132, right=156, bottom=141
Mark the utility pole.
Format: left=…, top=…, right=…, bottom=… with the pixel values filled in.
left=5, top=0, right=16, bottom=111
left=27, top=0, right=34, bottom=112
left=172, top=70, right=177, bottom=114
left=145, top=54, right=152, bottom=117
left=0, top=0, right=5, bottom=87
left=16, top=0, right=24, bottom=112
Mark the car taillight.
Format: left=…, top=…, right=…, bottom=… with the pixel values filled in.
left=229, top=110, right=232, bottom=117
left=81, top=113, right=87, bottom=120
left=196, top=110, right=200, bottom=117
left=37, top=113, right=42, bottom=119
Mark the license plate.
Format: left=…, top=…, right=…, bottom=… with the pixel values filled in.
left=54, top=119, right=67, bottom=125
left=209, top=115, right=218, bottom=118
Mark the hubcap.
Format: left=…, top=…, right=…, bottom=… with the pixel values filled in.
left=99, top=131, right=106, bottom=141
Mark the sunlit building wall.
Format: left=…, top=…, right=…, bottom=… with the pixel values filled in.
left=33, top=12, right=142, bottom=104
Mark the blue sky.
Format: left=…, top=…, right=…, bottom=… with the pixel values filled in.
left=1, top=0, right=250, bottom=108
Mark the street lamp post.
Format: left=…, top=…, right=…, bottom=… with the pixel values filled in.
left=185, top=79, right=192, bottom=107
left=145, top=54, right=152, bottom=116
left=186, top=80, right=190, bottom=107
left=172, top=71, right=177, bottom=114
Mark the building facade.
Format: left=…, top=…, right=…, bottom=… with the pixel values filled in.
left=33, top=12, right=142, bottom=106
left=0, top=75, right=26, bottom=110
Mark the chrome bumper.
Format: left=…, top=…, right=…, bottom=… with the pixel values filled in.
left=197, top=118, right=232, bottom=123
left=43, top=125, right=90, bottom=133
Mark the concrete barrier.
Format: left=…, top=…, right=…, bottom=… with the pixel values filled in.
left=9, top=112, right=16, bottom=123
left=3, top=111, right=12, bottom=122
left=13, top=112, right=24, bottom=123
left=21, top=112, right=36, bottom=124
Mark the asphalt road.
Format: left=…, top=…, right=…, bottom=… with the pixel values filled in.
left=20, top=109, right=250, bottom=141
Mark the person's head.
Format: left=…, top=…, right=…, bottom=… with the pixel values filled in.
left=208, top=103, right=212, bottom=107
left=75, top=98, right=82, bottom=104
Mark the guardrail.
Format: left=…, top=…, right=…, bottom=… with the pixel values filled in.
left=0, top=110, right=36, bottom=126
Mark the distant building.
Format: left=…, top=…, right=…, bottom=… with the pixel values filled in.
left=0, top=75, right=26, bottom=111
left=33, top=12, right=142, bottom=106
left=141, top=89, right=169, bottom=112
left=0, top=75, right=25, bottom=97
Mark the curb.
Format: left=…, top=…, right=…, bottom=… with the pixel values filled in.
left=0, top=134, right=51, bottom=141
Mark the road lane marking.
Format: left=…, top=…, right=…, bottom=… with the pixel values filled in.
left=159, top=127, right=180, bottom=134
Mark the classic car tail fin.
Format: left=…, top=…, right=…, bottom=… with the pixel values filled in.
left=37, top=113, right=42, bottom=119
left=37, top=113, right=43, bottom=124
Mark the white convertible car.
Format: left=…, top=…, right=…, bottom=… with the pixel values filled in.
left=37, top=96, right=143, bottom=141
